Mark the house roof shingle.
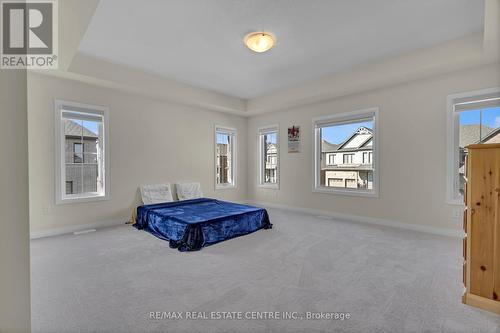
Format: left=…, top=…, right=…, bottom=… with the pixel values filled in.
left=459, top=124, right=494, bottom=147
left=64, top=119, right=98, bottom=138
left=321, top=140, right=338, bottom=152
left=321, top=127, right=373, bottom=153
left=481, top=127, right=500, bottom=144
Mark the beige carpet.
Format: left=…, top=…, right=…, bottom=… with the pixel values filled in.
left=31, top=208, right=500, bottom=333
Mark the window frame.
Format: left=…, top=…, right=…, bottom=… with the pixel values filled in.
left=54, top=99, right=110, bottom=204
left=312, top=107, right=379, bottom=197
left=258, top=124, right=280, bottom=189
left=446, top=87, right=500, bottom=205
left=214, top=125, right=237, bottom=190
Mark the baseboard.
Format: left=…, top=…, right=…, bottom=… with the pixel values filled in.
left=31, top=201, right=462, bottom=239
left=248, top=200, right=462, bottom=238
left=30, top=218, right=127, bottom=239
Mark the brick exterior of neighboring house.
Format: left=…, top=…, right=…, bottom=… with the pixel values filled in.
left=64, top=120, right=99, bottom=195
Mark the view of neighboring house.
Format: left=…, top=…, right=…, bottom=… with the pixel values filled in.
left=216, top=141, right=232, bottom=184
left=458, top=124, right=500, bottom=195
left=264, top=142, right=277, bottom=183
left=321, top=126, right=373, bottom=189
left=64, top=119, right=99, bottom=195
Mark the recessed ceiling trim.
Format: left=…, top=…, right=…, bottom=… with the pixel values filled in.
left=79, top=0, right=485, bottom=99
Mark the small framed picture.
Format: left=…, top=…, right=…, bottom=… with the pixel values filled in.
left=288, top=126, right=300, bottom=153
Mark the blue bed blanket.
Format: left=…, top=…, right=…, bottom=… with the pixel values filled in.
left=135, top=198, right=272, bottom=251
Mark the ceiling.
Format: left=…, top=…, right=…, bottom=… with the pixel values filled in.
left=78, top=0, right=484, bottom=99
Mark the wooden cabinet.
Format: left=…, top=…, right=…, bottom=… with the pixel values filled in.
left=462, top=143, right=500, bottom=314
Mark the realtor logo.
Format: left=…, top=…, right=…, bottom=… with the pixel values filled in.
left=1, top=0, right=57, bottom=69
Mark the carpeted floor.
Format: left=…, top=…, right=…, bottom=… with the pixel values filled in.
left=31, top=208, right=500, bottom=333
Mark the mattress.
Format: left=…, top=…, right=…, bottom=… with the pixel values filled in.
left=135, top=198, right=272, bottom=251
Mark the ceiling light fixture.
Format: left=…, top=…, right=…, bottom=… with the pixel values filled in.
left=244, top=32, right=275, bottom=53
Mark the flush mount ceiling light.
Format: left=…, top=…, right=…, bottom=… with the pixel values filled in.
left=244, top=32, right=275, bottom=53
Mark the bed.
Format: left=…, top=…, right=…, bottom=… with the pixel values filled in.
left=134, top=198, right=272, bottom=251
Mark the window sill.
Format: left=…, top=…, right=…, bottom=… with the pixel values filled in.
left=313, top=187, right=379, bottom=198
left=57, top=194, right=110, bottom=205
left=215, top=184, right=236, bottom=190
left=259, top=183, right=280, bottom=190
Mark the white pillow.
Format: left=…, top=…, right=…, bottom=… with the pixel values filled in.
left=140, top=183, right=173, bottom=205
left=176, top=182, right=203, bottom=201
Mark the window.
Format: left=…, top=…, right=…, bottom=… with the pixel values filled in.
left=73, top=143, right=83, bottom=163
left=343, top=154, right=354, bottom=164
left=327, top=154, right=335, bottom=165
left=313, top=108, right=379, bottom=197
left=215, top=126, right=236, bottom=189
left=55, top=100, right=109, bottom=204
left=363, top=152, right=372, bottom=164
left=259, top=125, right=279, bottom=188
left=447, top=88, right=500, bottom=204
left=267, top=155, right=277, bottom=165
left=65, top=181, right=73, bottom=195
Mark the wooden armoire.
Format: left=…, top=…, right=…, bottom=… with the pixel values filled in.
left=462, top=143, right=500, bottom=314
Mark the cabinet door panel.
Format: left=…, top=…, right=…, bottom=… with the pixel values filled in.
left=469, top=148, right=499, bottom=300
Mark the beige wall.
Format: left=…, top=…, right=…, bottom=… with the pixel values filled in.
left=0, top=71, right=31, bottom=332
left=247, top=63, right=500, bottom=231
left=27, top=62, right=500, bottom=235
left=28, top=73, right=248, bottom=234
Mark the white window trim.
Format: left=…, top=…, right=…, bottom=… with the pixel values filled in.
left=312, top=107, right=379, bottom=198
left=214, top=125, right=237, bottom=190
left=54, top=99, right=110, bottom=205
left=258, top=124, right=280, bottom=189
left=446, top=87, right=500, bottom=205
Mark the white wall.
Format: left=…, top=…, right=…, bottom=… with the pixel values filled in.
left=28, top=73, right=247, bottom=234
left=247, top=63, right=500, bottom=232
left=0, top=71, right=31, bottom=332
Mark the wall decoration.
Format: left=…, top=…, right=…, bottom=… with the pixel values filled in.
left=288, top=126, right=301, bottom=153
